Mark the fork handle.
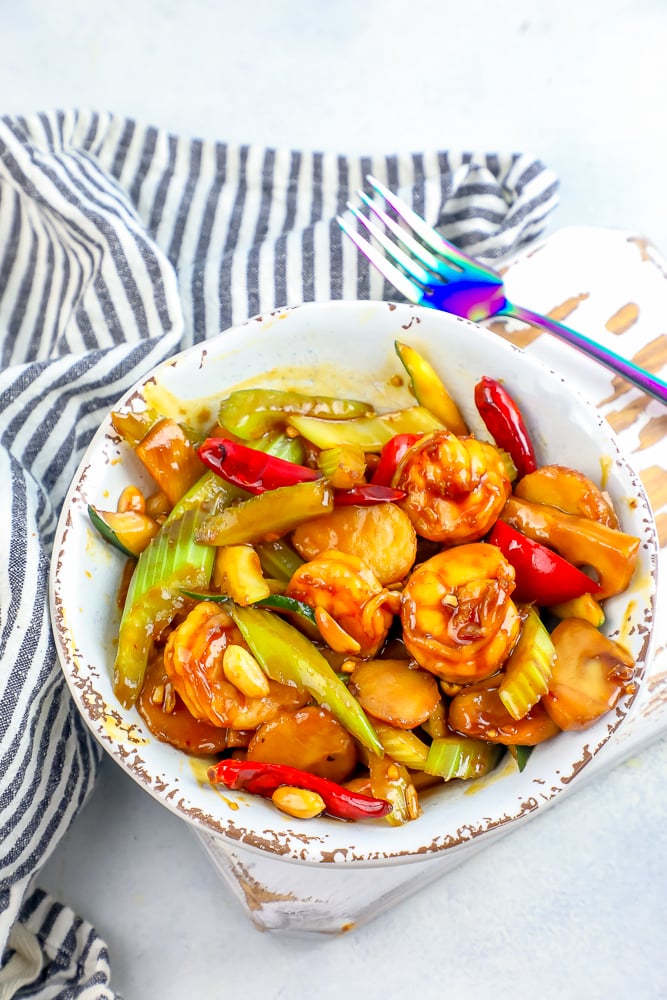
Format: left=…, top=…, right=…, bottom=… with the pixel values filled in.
left=504, top=301, right=667, bottom=406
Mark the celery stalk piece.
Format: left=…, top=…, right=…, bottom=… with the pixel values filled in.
left=373, top=723, right=430, bottom=770
left=228, top=604, right=383, bottom=756
left=499, top=606, right=556, bottom=721
left=425, top=737, right=504, bottom=780
left=245, top=430, right=307, bottom=465
left=113, top=470, right=243, bottom=708
left=195, top=479, right=334, bottom=546
left=255, top=539, right=304, bottom=582
left=287, top=406, right=444, bottom=452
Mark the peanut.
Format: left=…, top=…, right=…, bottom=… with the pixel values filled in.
left=222, top=644, right=270, bottom=698
left=117, top=485, right=146, bottom=514
left=271, top=786, right=325, bottom=820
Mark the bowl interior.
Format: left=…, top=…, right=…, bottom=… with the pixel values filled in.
left=49, top=300, right=658, bottom=866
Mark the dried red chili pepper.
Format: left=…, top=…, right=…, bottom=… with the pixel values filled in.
left=487, top=519, right=600, bottom=605
left=474, top=376, right=537, bottom=479
left=208, top=758, right=392, bottom=821
left=198, top=437, right=319, bottom=493
left=333, top=483, right=405, bottom=505
left=370, top=433, right=423, bottom=486
left=198, top=438, right=405, bottom=506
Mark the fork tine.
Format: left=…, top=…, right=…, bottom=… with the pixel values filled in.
left=356, top=191, right=456, bottom=278
left=346, top=205, right=436, bottom=288
left=366, top=175, right=494, bottom=276
left=336, top=214, right=421, bottom=304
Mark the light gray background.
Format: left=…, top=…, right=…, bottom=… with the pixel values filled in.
left=3, top=3, right=666, bottom=998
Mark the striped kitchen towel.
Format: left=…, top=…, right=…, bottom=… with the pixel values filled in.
left=0, top=109, right=559, bottom=998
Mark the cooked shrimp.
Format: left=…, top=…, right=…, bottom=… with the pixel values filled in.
left=393, top=430, right=511, bottom=543
left=286, top=550, right=400, bottom=657
left=400, top=544, right=520, bottom=684
left=164, top=601, right=308, bottom=728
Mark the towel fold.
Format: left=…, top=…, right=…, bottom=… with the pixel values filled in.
left=0, top=109, right=559, bottom=998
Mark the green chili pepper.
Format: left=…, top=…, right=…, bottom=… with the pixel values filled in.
left=218, top=388, right=373, bottom=440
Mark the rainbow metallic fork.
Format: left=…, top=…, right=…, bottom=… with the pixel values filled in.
left=338, top=175, right=667, bottom=406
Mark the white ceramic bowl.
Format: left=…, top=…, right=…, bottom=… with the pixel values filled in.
left=49, top=300, right=658, bottom=866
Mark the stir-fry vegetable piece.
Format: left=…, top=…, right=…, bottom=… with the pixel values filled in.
left=333, top=484, right=406, bottom=505
left=424, top=736, right=504, bottom=780
left=367, top=753, right=420, bottom=825
left=217, top=388, right=373, bottom=440
left=196, top=479, right=335, bottom=546
left=448, top=678, right=561, bottom=745
left=110, top=406, right=159, bottom=447
left=291, top=501, right=417, bottom=585
left=113, top=471, right=239, bottom=708
left=208, top=759, right=392, bottom=820
left=371, top=433, right=423, bottom=486
left=348, top=659, right=441, bottom=730
left=542, top=618, right=635, bottom=730
left=514, top=464, right=620, bottom=528
left=247, top=706, right=357, bottom=783
left=502, top=497, right=640, bottom=599
left=213, top=544, right=271, bottom=605
left=198, top=437, right=404, bottom=507
left=88, top=506, right=159, bottom=558
left=549, top=593, right=605, bottom=627
left=255, top=539, right=304, bottom=581
left=498, top=605, right=556, bottom=720
left=287, top=406, right=444, bottom=451
left=372, top=723, right=430, bottom=770
left=316, top=444, right=367, bottom=488
left=135, top=417, right=205, bottom=506
left=198, top=437, right=320, bottom=492
left=228, top=603, right=384, bottom=755
left=474, top=376, right=537, bottom=479
left=487, top=519, right=600, bottom=606
left=394, top=340, right=468, bottom=435
left=179, top=588, right=319, bottom=629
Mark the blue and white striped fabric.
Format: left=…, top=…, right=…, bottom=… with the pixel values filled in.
left=0, top=109, right=559, bottom=997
